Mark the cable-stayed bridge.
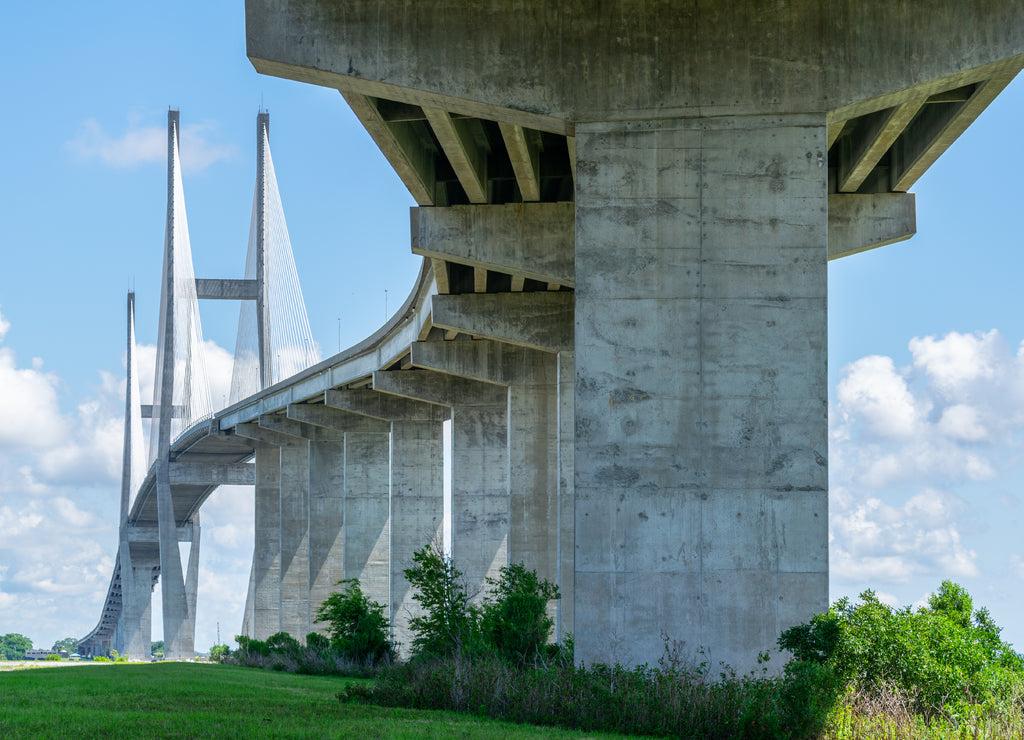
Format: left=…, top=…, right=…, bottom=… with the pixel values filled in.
left=82, top=1, right=1024, bottom=670
left=80, top=111, right=319, bottom=659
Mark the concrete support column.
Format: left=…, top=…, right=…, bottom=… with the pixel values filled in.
left=343, top=431, right=391, bottom=611
left=556, top=350, right=574, bottom=641
left=451, top=401, right=508, bottom=601
left=324, top=390, right=447, bottom=653
left=279, top=442, right=311, bottom=639
left=252, top=445, right=281, bottom=639
left=308, top=440, right=345, bottom=627
left=573, top=115, right=829, bottom=671
left=372, top=370, right=508, bottom=604
left=155, top=461, right=192, bottom=659
left=389, top=418, right=444, bottom=650
left=184, top=514, right=200, bottom=649
left=121, top=554, right=155, bottom=660
left=410, top=341, right=564, bottom=629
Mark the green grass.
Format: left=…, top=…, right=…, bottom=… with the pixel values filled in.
left=0, top=662, right=637, bottom=739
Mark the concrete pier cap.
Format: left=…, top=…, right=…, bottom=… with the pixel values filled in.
left=244, top=0, right=1024, bottom=672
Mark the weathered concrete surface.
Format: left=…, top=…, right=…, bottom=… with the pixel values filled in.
left=411, top=340, right=565, bottom=633
left=246, top=1, right=1024, bottom=124
left=431, top=293, right=573, bottom=353
left=308, top=440, right=345, bottom=630
left=828, top=193, right=916, bottom=259
left=574, top=115, right=829, bottom=670
left=389, top=419, right=444, bottom=651
left=374, top=370, right=510, bottom=600
left=411, top=203, right=574, bottom=287
left=344, top=432, right=391, bottom=611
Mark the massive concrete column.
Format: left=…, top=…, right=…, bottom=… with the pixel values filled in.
left=556, top=350, right=574, bottom=641
left=573, top=115, right=829, bottom=670
left=252, top=443, right=282, bottom=639
left=410, top=340, right=567, bottom=635
left=373, top=370, right=508, bottom=603
left=307, top=439, right=345, bottom=624
left=341, top=429, right=391, bottom=610
left=326, top=389, right=447, bottom=652
left=284, top=404, right=393, bottom=635
left=120, top=552, right=155, bottom=660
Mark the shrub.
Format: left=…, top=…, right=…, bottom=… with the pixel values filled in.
left=265, top=632, right=302, bottom=660
left=778, top=581, right=1024, bottom=716
left=404, top=544, right=481, bottom=659
left=479, top=563, right=559, bottom=665
left=314, top=579, right=395, bottom=665
left=209, top=644, right=230, bottom=662
left=44, top=653, right=62, bottom=661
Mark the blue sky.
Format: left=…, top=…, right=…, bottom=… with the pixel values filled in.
left=1, top=4, right=1022, bottom=654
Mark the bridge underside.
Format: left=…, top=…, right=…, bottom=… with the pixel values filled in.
left=231, top=0, right=1024, bottom=670
left=88, top=2, right=1024, bottom=670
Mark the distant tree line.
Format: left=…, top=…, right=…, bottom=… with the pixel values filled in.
left=0, top=634, right=81, bottom=660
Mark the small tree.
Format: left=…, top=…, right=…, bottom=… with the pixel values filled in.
left=0, top=633, right=32, bottom=660
left=151, top=640, right=164, bottom=659
left=404, top=544, right=479, bottom=659
left=315, top=579, right=394, bottom=665
left=52, top=637, right=78, bottom=654
left=479, top=563, right=559, bottom=665
left=209, top=644, right=230, bottom=662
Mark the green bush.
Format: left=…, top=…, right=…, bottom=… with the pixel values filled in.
left=92, top=656, right=112, bottom=663
left=778, top=581, right=1024, bottom=717
left=314, top=579, right=395, bottom=665
left=265, top=632, right=302, bottom=660
left=479, top=563, right=559, bottom=665
left=404, top=544, right=481, bottom=659
left=235, top=635, right=270, bottom=658
left=209, top=644, right=230, bottom=662
left=44, top=653, right=62, bottom=661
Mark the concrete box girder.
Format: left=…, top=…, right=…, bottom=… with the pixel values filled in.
left=411, top=203, right=574, bottom=286
left=325, top=388, right=450, bottom=422
left=430, top=293, right=573, bottom=353
left=246, top=1, right=1024, bottom=123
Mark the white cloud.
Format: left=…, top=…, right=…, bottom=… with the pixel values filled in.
left=66, top=116, right=235, bottom=173
left=831, top=488, right=978, bottom=583
left=0, top=309, right=10, bottom=341
left=937, top=403, right=988, bottom=441
left=836, top=355, right=924, bottom=440
left=910, top=330, right=1002, bottom=399
left=0, top=347, right=67, bottom=449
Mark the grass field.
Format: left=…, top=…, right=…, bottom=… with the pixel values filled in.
left=0, top=662, right=639, bottom=739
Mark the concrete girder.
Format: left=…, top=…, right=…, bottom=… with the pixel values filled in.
left=498, top=122, right=541, bottom=201
left=410, top=339, right=556, bottom=386
left=286, top=402, right=392, bottom=433
left=828, top=193, right=917, bottom=260
left=431, top=258, right=450, bottom=294
left=372, top=368, right=508, bottom=407
left=234, top=421, right=305, bottom=448
left=325, top=388, right=450, bottom=422
left=258, top=413, right=344, bottom=442
left=422, top=107, right=489, bottom=204
left=167, top=462, right=255, bottom=486
left=411, top=203, right=574, bottom=287
left=245, top=1, right=1024, bottom=123
left=341, top=92, right=436, bottom=206
left=837, top=100, right=925, bottom=193
left=890, top=73, right=1018, bottom=191
left=430, top=293, right=573, bottom=354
